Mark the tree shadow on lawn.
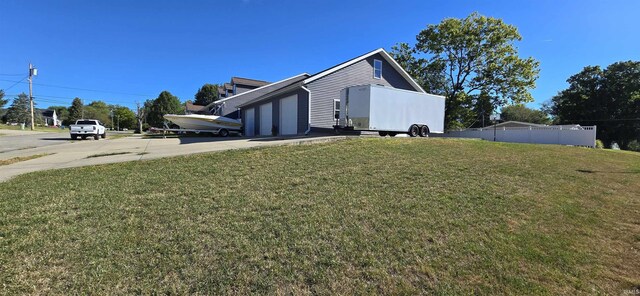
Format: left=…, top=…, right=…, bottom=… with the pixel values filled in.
left=576, top=169, right=639, bottom=174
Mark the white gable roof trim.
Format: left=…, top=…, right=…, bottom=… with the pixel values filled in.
left=206, top=73, right=310, bottom=108
left=302, top=48, right=426, bottom=94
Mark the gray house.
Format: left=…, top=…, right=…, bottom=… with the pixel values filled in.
left=211, top=48, right=425, bottom=136
left=217, top=77, right=270, bottom=99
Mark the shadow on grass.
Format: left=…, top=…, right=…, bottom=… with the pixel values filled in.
left=576, top=169, right=639, bottom=174
left=39, top=137, right=76, bottom=141
left=247, top=134, right=339, bottom=142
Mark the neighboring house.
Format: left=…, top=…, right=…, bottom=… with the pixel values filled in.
left=482, top=121, right=549, bottom=129
left=41, top=110, right=60, bottom=126
left=206, top=74, right=310, bottom=119
left=185, top=101, right=208, bottom=115
left=208, top=48, right=425, bottom=136
left=218, top=77, right=270, bottom=98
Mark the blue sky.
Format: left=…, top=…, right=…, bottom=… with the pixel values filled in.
left=1, top=0, right=638, bottom=111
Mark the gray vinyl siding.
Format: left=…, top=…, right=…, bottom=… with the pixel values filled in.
left=306, top=53, right=418, bottom=129
left=241, top=88, right=309, bottom=135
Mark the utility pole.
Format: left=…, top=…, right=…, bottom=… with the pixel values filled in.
left=81, top=99, right=85, bottom=119
left=117, top=115, right=120, bottom=131
left=110, top=109, right=114, bottom=130
left=28, top=64, right=37, bottom=130
left=136, top=102, right=145, bottom=134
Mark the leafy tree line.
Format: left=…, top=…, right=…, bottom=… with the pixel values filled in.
left=0, top=83, right=215, bottom=131
left=545, top=61, right=640, bottom=149
left=0, top=93, right=137, bottom=130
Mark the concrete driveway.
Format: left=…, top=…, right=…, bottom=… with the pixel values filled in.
left=0, top=133, right=346, bottom=182
left=0, top=129, right=71, bottom=153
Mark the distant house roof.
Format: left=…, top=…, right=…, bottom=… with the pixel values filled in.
left=482, top=121, right=549, bottom=129
left=42, top=110, right=55, bottom=117
left=185, top=101, right=208, bottom=113
left=223, top=83, right=233, bottom=91
left=231, top=77, right=269, bottom=87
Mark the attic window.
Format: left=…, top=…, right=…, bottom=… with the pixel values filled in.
left=373, top=59, right=382, bottom=79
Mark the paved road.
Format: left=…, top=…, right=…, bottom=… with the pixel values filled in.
left=0, top=134, right=346, bottom=182
left=0, top=130, right=71, bottom=153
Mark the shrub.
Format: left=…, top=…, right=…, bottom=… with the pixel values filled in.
left=628, top=140, right=640, bottom=152
left=595, top=139, right=604, bottom=149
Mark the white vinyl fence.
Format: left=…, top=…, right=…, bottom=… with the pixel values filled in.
left=445, top=125, right=597, bottom=148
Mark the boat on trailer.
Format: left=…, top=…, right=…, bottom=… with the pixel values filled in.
left=162, top=114, right=242, bottom=137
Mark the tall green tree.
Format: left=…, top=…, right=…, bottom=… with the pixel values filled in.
left=549, top=61, right=640, bottom=149
left=5, top=93, right=31, bottom=125
left=390, top=43, right=447, bottom=96
left=113, top=106, right=136, bottom=130
left=84, top=101, right=111, bottom=125
left=147, top=91, right=183, bottom=127
left=68, top=98, right=84, bottom=123
left=391, top=12, right=540, bottom=129
left=194, top=83, right=219, bottom=106
left=0, top=90, right=7, bottom=108
left=500, top=104, right=551, bottom=125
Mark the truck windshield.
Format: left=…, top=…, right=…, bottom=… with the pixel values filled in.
left=77, top=120, right=97, bottom=125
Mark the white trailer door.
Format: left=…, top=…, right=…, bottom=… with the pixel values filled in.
left=279, top=95, right=298, bottom=135
left=244, top=108, right=255, bottom=136
left=259, top=102, right=272, bottom=136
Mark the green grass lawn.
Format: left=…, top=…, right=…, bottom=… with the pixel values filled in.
left=1, top=138, right=638, bottom=294
left=0, top=124, right=66, bottom=133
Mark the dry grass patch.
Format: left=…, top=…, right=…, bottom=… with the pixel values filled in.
left=0, top=153, right=52, bottom=166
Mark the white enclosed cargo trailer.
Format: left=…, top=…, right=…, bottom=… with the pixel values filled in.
left=336, top=84, right=445, bottom=137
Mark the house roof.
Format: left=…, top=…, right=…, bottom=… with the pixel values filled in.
left=231, top=77, right=270, bottom=87
left=223, top=83, right=233, bottom=91
left=220, top=48, right=426, bottom=107
left=205, top=73, right=310, bottom=110
left=236, top=48, right=426, bottom=108
left=483, top=121, right=549, bottom=128
left=303, top=48, right=425, bottom=93
left=41, top=110, right=55, bottom=117
left=185, top=101, right=208, bottom=113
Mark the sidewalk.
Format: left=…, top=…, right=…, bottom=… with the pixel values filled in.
left=0, top=135, right=347, bottom=182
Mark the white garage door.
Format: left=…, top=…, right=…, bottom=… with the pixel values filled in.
left=244, top=108, right=255, bottom=136
left=279, top=95, right=298, bottom=135
left=259, top=102, right=272, bottom=136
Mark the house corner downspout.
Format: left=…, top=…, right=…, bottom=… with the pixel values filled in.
left=301, top=85, right=311, bottom=135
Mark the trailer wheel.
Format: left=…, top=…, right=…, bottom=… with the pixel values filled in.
left=419, top=125, right=429, bottom=137
left=219, top=129, right=229, bottom=137
left=378, top=131, right=388, bottom=137
left=408, top=125, right=419, bottom=137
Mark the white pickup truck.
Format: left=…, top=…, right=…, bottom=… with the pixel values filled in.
left=69, top=119, right=107, bottom=140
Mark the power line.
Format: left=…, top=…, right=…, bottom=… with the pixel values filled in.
left=0, top=78, right=153, bottom=97
left=0, top=76, right=28, bottom=91
left=4, top=93, right=137, bottom=108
